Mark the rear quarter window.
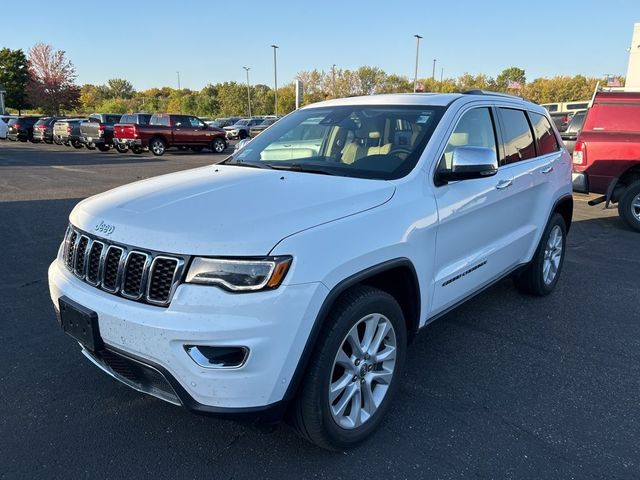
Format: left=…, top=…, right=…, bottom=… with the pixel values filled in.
left=150, top=115, right=170, bottom=126
left=529, top=112, right=560, bottom=155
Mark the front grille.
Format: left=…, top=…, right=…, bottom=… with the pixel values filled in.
left=62, top=225, right=185, bottom=306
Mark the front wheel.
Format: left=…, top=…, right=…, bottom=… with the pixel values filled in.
left=514, top=213, right=567, bottom=296
left=211, top=137, right=227, bottom=153
left=149, top=138, right=166, bottom=156
left=618, top=180, right=640, bottom=232
left=290, top=285, right=406, bottom=450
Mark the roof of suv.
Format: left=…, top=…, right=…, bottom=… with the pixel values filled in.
left=305, top=92, right=542, bottom=112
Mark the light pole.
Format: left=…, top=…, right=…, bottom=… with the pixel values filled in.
left=432, top=59, right=436, bottom=81
left=413, top=34, right=422, bottom=93
left=243, top=66, right=252, bottom=118
left=271, top=44, right=279, bottom=115
left=332, top=64, right=337, bottom=97
left=176, top=71, right=181, bottom=90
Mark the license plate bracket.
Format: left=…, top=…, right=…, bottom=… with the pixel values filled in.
left=59, top=296, right=103, bottom=351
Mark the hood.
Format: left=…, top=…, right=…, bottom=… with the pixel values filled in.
left=70, top=165, right=395, bottom=256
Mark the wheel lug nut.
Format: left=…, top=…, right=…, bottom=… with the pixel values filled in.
left=368, top=364, right=373, bottom=371
left=355, top=359, right=361, bottom=366
left=352, top=375, right=358, bottom=382
left=360, top=378, right=365, bottom=383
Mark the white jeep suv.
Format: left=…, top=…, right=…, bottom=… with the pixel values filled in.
left=49, top=92, right=572, bottom=449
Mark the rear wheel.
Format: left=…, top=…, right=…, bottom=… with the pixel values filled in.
left=85, top=144, right=96, bottom=150
left=114, top=143, right=128, bottom=153
left=72, top=140, right=83, bottom=149
left=514, top=213, right=566, bottom=296
left=97, top=144, right=110, bottom=152
left=290, top=285, right=406, bottom=450
left=239, top=130, right=248, bottom=140
left=618, top=180, right=640, bottom=232
left=149, top=137, right=166, bottom=156
left=211, top=137, right=227, bottom=153
left=131, top=146, right=144, bottom=154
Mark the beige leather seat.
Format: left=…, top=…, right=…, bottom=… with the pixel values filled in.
left=366, top=131, right=392, bottom=156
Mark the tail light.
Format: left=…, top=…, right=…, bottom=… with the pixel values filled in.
left=98, top=124, right=105, bottom=136
left=573, top=140, right=587, bottom=166
left=67, top=126, right=72, bottom=133
left=132, top=125, right=139, bottom=138
left=37, top=125, right=47, bottom=130
left=14, top=123, right=21, bottom=129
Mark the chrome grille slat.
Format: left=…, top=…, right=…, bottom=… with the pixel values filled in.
left=61, top=226, right=184, bottom=307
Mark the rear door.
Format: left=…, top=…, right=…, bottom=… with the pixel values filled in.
left=431, top=106, right=520, bottom=313
left=172, top=115, right=193, bottom=144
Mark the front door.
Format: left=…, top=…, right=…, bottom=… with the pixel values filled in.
left=431, top=106, right=525, bottom=314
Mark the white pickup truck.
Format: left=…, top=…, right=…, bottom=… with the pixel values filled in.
left=49, top=91, right=572, bottom=449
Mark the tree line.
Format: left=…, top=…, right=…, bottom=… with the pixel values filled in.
left=0, top=43, right=625, bottom=117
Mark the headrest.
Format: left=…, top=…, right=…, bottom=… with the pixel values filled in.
left=368, top=131, right=381, bottom=139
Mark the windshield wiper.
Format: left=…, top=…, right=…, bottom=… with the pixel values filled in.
left=267, top=163, right=337, bottom=176
left=222, top=159, right=274, bottom=169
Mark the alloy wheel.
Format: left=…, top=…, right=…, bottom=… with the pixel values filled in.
left=543, top=225, right=563, bottom=285
left=329, top=313, right=397, bottom=429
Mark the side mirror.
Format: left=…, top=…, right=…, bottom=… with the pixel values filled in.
left=438, top=146, right=498, bottom=183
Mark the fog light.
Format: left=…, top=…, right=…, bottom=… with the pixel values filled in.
left=185, top=345, right=249, bottom=369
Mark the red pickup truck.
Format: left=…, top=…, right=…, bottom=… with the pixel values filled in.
left=114, top=113, right=228, bottom=156
left=572, top=90, right=640, bottom=231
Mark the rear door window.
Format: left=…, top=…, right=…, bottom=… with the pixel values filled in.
left=151, top=115, right=170, bottom=126
left=528, top=112, right=559, bottom=155
left=498, top=108, right=536, bottom=164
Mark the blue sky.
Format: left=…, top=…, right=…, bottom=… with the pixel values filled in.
left=3, top=0, right=638, bottom=90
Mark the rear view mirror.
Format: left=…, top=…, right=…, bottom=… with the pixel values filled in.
left=438, top=146, right=498, bottom=183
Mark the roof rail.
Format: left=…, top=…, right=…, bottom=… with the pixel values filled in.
left=462, top=90, right=524, bottom=100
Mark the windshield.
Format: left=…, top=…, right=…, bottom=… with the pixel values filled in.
left=235, top=119, right=250, bottom=126
left=227, top=105, right=445, bottom=180
left=259, top=119, right=276, bottom=126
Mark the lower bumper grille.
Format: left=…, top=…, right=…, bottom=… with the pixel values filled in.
left=83, top=348, right=181, bottom=406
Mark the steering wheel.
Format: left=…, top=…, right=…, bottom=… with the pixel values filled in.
left=388, top=147, right=413, bottom=159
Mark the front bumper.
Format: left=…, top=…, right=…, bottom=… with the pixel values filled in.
left=572, top=172, right=589, bottom=194
left=48, top=259, right=328, bottom=411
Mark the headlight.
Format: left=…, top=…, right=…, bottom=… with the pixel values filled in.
left=185, top=256, right=292, bottom=292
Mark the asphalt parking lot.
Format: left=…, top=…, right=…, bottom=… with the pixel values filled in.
left=1, top=141, right=639, bottom=480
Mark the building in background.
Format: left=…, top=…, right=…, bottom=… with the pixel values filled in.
left=626, top=23, right=640, bottom=88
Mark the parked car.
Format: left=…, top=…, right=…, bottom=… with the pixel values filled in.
left=249, top=118, right=278, bottom=137
left=573, top=90, right=640, bottom=231
left=550, top=111, right=574, bottom=132
left=560, top=110, right=586, bottom=155
left=224, top=118, right=264, bottom=139
left=7, top=116, right=41, bottom=142
left=33, top=117, right=66, bottom=144
left=0, top=117, right=7, bottom=140
left=114, top=113, right=227, bottom=156
left=49, top=91, right=572, bottom=449
left=80, top=114, right=123, bottom=152
left=53, top=119, right=86, bottom=148
left=113, top=113, right=153, bottom=153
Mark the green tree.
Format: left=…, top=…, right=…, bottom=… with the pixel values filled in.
left=496, top=67, right=526, bottom=91
left=0, top=48, right=30, bottom=114
left=106, top=78, right=135, bottom=99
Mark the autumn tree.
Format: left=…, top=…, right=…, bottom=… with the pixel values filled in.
left=496, top=66, right=526, bottom=91
left=0, top=48, right=30, bottom=114
left=27, top=43, right=79, bottom=114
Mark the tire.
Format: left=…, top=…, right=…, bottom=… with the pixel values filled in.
left=514, top=213, right=567, bottom=296
left=211, top=137, right=227, bottom=153
left=239, top=130, right=248, bottom=140
left=617, top=180, right=640, bottom=232
left=149, top=137, right=166, bottom=156
left=85, top=144, right=96, bottom=150
left=131, top=146, right=144, bottom=154
left=190, top=146, right=204, bottom=152
left=290, top=285, right=407, bottom=450
left=114, top=143, right=128, bottom=153
left=72, top=140, right=83, bottom=149
left=97, top=144, right=110, bottom=152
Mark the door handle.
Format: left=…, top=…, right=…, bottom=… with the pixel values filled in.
left=541, top=164, right=554, bottom=174
left=495, top=179, right=513, bottom=190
